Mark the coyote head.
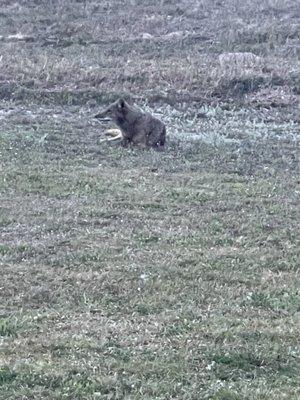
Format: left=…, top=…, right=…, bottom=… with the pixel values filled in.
left=94, top=98, right=128, bottom=122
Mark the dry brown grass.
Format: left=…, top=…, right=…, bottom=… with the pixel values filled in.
left=0, top=0, right=299, bottom=108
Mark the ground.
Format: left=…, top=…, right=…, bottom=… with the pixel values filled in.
left=0, top=1, right=299, bottom=399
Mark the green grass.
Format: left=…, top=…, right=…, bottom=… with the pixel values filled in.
left=1, top=129, right=299, bottom=399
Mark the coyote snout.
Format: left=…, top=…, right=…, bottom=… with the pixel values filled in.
left=95, top=98, right=166, bottom=149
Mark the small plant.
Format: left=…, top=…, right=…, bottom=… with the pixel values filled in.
left=0, top=366, right=17, bottom=385
left=0, top=317, right=19, bottom=338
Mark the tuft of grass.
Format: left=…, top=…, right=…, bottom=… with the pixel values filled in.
left=211, top=389, right=241, bottom=400
left=0, top=244, right=10, bottom=255
left=0, top=318, right=19, bottom=338
left=243, top=290, right=300, bottom=312
left=0, top=366, right=17, bottom=385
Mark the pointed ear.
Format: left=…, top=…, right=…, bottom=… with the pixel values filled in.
left=118, top=98, right=125, bottom=109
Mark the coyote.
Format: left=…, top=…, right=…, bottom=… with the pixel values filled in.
left=95, top=98, right=166, bottom=149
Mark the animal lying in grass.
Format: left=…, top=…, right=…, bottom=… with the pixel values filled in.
left=95, top=98, right=166, bottom=149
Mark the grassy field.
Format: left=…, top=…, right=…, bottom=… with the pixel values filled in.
left=0, top=1, right=299, bottom=399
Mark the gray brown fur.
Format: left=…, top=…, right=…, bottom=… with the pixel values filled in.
left=95, top=99, right=166, bottom=149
